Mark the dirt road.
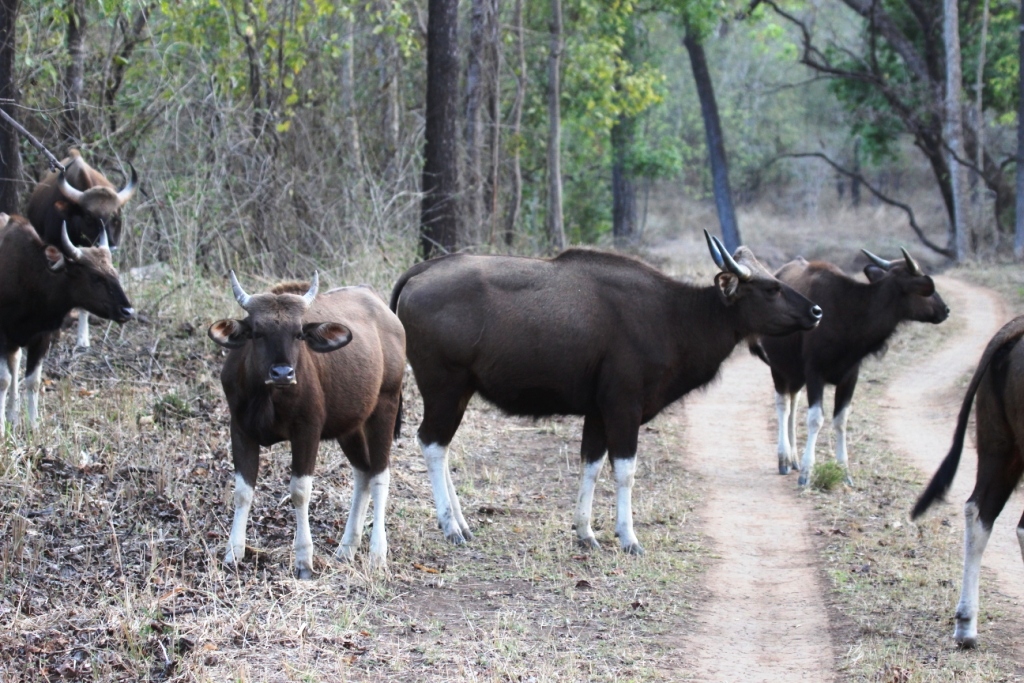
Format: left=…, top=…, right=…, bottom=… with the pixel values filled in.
left=882, top=277, right=1024, bottom=629
left=679, top=350, right=836, bottom=682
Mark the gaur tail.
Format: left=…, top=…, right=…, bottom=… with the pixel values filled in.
left=748, top=338, right=770, bottom=365
left=911, top=327, right=1023, bottom=519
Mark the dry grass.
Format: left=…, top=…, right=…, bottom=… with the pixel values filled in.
left=0, top=259, right=707, bottom=681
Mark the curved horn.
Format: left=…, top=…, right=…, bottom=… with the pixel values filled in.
left=229, top=270, right=252, bottom=310
left=116, top=162, right=138, bottom=206
left=861, top=249, right=892, bottom=270
left=704, top=229, right=725, bottom=269
left=97, top=227, right=110, bottom=250
left=58, top=173, right=85, bottom=205
left=713, top=235, right=752, bottom=281
left=900, top=247, right=923, bottom=276
left=301, top=271, right=319, bottom=307
left=60, top=222, right=83, bottom=262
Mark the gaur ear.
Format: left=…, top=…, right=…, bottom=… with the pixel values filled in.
left=863, top=264, right=887, bottom=282
left=302, top=322, right=353, bottom=353
left=714, top=272, right=740, bottom=304
left=44, top=245, right=66, bottom=271
left=208, top=319, right=251, bottom=349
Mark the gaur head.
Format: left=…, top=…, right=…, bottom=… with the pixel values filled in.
left=861, top=248, right=950, bottom=324
left=208, top=272, right=353, bottom=386
left=56, top=159, right=138, bottom=249
left=42, top=219, right=135, bottom=323
left=704, top=230, right=823, bottom=335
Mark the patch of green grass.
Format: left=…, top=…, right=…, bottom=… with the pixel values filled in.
left=810, top=460, right=846, bottom=491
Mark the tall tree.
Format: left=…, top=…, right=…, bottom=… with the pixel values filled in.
left=465, top=0, right=486, bottom=241
left=944, top=0, right=970, bottom=260
left=0, top=0, right=19, bottom=214
left=63, top=0, right=86, bottom=144
left=683, top=22, right=741, bottom=252
left=546, top=0, right=566, bottom=250
left=504, top=0, right=526, bottom=246
left=611, top=21, right=638, bottom=246
left=421, top=0, right=460, bottom=258
left=339, top=5, right=361, bottom=164
left=1016, top=0, right=1024, bottom=258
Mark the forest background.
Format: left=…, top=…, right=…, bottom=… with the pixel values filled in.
left=0, top=0, right=1017, bottom=280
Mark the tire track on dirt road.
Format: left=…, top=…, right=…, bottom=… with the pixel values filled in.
left=882, top=276, right=1024, bottom=639
left=678, top=350, right=836, bottom=682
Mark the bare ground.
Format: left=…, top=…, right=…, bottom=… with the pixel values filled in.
left=677, top=351, right=836, bottom=682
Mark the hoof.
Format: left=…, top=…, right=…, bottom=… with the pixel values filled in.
left=577, top=536, right=601, bottom=551
left=335, top=545, right=357, bottom=562
left=367, top=553, right=387, bottom=572
left=779, top=462, right=790, bottom=475
left=295, top=566, right=314, bottom=580
left=844, top=474, right=855, bottom=487
left=954, top=618, right=977, bottom=648
left=622, top=542, right=645, bottom=556
left=460, top=528, right=474, bottom=542
left=444, top=529, right=467, bottom=546
left=224, top=545, right=245, bottom=565
left=798, top=472, right=809, bottom=487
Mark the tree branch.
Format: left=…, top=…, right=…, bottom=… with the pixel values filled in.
left=770, top=151, right=954, bottom=258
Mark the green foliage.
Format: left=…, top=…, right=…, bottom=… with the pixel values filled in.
left=810, top=461, right=847, bottom=492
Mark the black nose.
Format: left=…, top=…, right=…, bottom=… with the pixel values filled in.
left=117, top=306, right=134, bottom=323
left=268, top=365, right=296, bottom=384
left=810, top=305, right=823, bottom=320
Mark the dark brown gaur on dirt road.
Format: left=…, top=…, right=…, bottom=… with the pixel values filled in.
left=753, top=249, right=949, bottom=486
left=209, top=273, right=405, bottom=576
left=26, top=149, right=139, bottom=348
left=389, top=231, right=823, bottom=554
left=0, top=214, right=134, bottom=437
left=912, top=315, right=1024, bottom=648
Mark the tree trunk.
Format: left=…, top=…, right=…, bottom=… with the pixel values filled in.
left=851, top=137, right=861, bottom=207
left=0, top=0, right=20, bottom=214
left=339, top=8, right=361, bottom=165
left=421, top=0, right=460, bottom=258
left=974, top=0, right=990, bottom=248
left=611, top=113, right=636, bottom=246
left=683, top=26, right=741, bottom=252
left=103, top=4, right=151, bottom=136
left=485, top=0, right=500, bottom=242
left=378, top=0, right=401, bottom=169
left=504, top=0, right=525, bottom=246
left=63, top=0, right=86, bottom=145
left=1016, top=0, right=1024, bottom=257
left=465, top=0, right=485, bottom=242
left=545, top=0, right=565, bottom=251
left=943, top=0, right=970, bottom=260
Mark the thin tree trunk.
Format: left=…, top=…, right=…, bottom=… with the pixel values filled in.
left=1015, top=0, right=1024, bottom=258
left=0, top=0, right=21, bottom=214
left=103, top=4, right=152, bottom=135
left=339, top=8, right=361, bottom=164
left=378, top=0, right=401, bottom=169
left=974, top=0, right=990, bottom=247
left=611, top=113, right=636, bottom=246
left=63, top=0, right=86, bottom=145
left=504, top=0, right=525, bottom=246
left=421, top=0, right=460, bottom=258
left=851, top=137, right=861, bottom=207
left=943, top=0, right=970, bottom=259
left=486, top=0, right=500, bottom=242
left=465, top=0, right=485, bottom=242
left=683, top=26, right=741, bottom=252
left=545, top=0, right=565, bottom=251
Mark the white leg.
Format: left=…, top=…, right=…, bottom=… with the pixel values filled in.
left=833, top=405, right=854, bottom=484
left=225, top=473, right=254, bottom=566
left=5, top=349, right=20, bottom=428
left=0, top=353, right=11, bottom=438
left=420, top=439, right=467, bottom=544
left=291, top=475, right=315, bottom=579
left=23, top=361, right=41, bottom=431
left=574, top=459, right=604, bottom=549
left=954, top=501, right=991, bottom=647
left=367, top=468, right=390, bottom=569
left=798, top=403, right=825, bottom=486
left=76, top=309, right=90, bottom=348
left=788, top=392, right=800, bottom=469
left=1017, top=524, right=1024, bottom=566
left=613, top=457, right=643, bottom=555
left=775, top=392, right=793, bottom=474
left=444, top=465, right=473, bottom=539
left=338, top=468, right=371, bottom=561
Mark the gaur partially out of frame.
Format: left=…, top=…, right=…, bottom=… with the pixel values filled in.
left=390, top=232, right=822, bottom=554
left=912, top=315, right=1024, bottom=648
